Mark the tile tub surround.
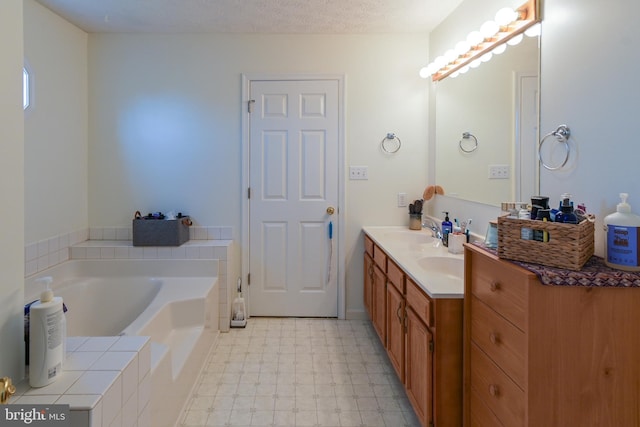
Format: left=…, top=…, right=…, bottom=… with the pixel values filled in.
left=25, top=226, right=233, bottom=276
left=12, top=336, right=151, bottom=427
left=26, top=226, right=237, bottom=332
left=180, top=318, right=421, bottom=427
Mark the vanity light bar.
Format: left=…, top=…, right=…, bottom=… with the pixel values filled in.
left=423, top=0, right=540, bottom=82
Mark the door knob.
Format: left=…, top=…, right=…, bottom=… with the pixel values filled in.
left=326, top=206, right=335, bottom=215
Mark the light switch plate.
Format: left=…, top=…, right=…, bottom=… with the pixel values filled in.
left=349, top=166, right=368, bottom=180
left=488, top=164, right=510, bottom=179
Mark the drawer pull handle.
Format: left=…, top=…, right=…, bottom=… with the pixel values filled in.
left=489, top=384, right=500, bottom=397
left=368, top=265, right=374, bottom=277
left=397, top=302, right=403, bottom=324
left=489, top=332, right=500, bottom=345
left=490, top=281, right=501, bottom=292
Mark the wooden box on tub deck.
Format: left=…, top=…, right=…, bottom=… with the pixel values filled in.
left=497, top=215, right=594, bottom=270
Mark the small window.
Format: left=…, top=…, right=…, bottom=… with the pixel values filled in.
left=23, top=67, right=30, bottom=110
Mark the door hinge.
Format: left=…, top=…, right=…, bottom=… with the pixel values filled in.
left=247, top=273, right=251, bottom=285
left=429, top=340, right=434, bottom=353
left=248, top=99, right=255, bottom=113
left=248, top=187, right=251, bottom=199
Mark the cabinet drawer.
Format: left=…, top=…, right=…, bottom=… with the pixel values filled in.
left=387, top=258, right=405, bottom=293
left=373, top=244, right=387, bottom=271
left=470, top=342, right=524, bottom=427
left=471, top=296, right=526, bottom=387
left=470, top=387, right=504, bottom=427
left=406, top=278, right=432, bottom=327
left=470, top=252, right=527, bottom=329
left=364, top=235, right=374, bottom=257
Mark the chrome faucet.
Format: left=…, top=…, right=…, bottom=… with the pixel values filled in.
left=422, top=218, right=443, bottom=240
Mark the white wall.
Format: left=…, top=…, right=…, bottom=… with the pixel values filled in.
left=87, top=33, right=431, bottom=317
left=539, top=0, right=640, bottom=256
left=0, top=0, right=25, bottom=380
left=23, top=0, right=88, bottom=244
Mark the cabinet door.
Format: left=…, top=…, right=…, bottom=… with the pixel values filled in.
left=364, top=252, right=374, bottom=319
left=386, top=282, right=405, bottom=382
left=406, top=306, right=433, bottom=427
left=372, top=263, right=387, bottom=345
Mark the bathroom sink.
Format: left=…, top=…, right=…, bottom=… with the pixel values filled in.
left=417, top=257, right=463, bottom=280
left=383, top=230, right=435, bottom=245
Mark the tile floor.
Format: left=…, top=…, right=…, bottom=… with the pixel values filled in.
left=179, top=317, right=421, bottom=427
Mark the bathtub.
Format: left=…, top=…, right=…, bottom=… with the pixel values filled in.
left=25, top=259, right=219, bottom=427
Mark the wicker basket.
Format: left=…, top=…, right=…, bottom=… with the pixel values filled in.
left=497, top=215, right=595, bottom=270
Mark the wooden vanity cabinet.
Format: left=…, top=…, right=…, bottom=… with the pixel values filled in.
left=464, top=244, right=640, bottom=427
left=386, top=259, right=405, bottom=381
left=363, top=242, right=374, bottom=319
left=364, top=234, right=463, bottom=427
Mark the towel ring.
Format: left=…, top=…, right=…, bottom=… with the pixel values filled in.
left=539, top=125, right=571, bottom=170
left=381, top=133, right=401, bottom=154
left=459, top=132, right=478, bottom=153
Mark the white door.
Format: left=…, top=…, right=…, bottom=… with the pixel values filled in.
left=248, top=79, right=340, bottom=317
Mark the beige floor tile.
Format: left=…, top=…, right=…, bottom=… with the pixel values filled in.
left=181, top=318, right=421, bottom=427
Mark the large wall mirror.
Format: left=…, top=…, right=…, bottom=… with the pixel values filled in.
left=433, top=3, right=540, bottom=207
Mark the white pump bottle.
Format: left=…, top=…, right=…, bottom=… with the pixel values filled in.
left=29, top=276, right=65, bottom=388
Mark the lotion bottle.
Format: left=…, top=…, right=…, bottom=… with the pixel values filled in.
left=604, top=193, right=640, bottom=271
left=29, top=277, right=65, bottom=388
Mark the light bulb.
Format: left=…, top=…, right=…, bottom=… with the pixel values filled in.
left=444, top=49, right=458, bottom=64
left=455, top=40, right=471, bottom=56
left=525, top=23, right=541, bottom=37
left=480, top=52, right=493, bottom=62
left=492, top=43, right=507, bottom=55
left=434, top=55, right=447, bottom=69
left=507, top=33, right=524, bottom=46
left=419, top=67, right=430, bottom=79
left=451, top=71, right=460, bottom=79
left=470, top=59, right=482, bottom=68
left=466, top=30, right=484, bottom=46
left=480, top=20, right=499, bottom=38
left=459, top=65, right=470, bottom=74
left=495, top=7, right=518, bottom=26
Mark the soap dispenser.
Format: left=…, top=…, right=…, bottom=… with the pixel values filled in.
left=442, top=211, right=453, bottom=246
left=604, top=193, right=640, bottom=271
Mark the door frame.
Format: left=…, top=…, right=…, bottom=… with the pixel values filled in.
left=241, top=73, right=346, bottom=319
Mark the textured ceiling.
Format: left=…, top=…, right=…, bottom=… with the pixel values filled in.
left=35, top=0, right=462, bottom=34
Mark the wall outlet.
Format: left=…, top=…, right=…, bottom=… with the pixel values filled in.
left=397, top=192, right=407, bottom=207
left=488, top=164, right=510, bottom=179
left=349, top=166, right=368, bottom=180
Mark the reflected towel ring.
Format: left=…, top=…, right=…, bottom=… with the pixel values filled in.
left=381, top=133, right=401, bottom=154
left=539, top=124, right=571, bottom=170
left=459, top=132, right=478, bottom=153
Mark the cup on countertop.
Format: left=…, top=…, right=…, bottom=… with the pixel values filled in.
left=448, top=233, right=466, bottom=254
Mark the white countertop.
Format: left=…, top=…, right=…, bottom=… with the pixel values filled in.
left=363, top=226, right=464, bottom=299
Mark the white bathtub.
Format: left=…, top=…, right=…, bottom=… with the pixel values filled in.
left=25, top=259, right=219, bottom=427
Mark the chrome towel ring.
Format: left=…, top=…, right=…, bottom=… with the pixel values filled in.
left=539, top=124, right=571, bottom=170
left=459, top=132, right=478, bottom=153
left=381, top=133, right=401, bottom=154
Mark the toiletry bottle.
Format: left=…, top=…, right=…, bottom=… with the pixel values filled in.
left=29, top=277, right=65, bottom=388
left=442, top=211, right=453, bottom=247
left=604, top=193, right=640, bottom=271
left=519, top=207, right=533, bottom=240
left=555, top=195, right=578, bottom=224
